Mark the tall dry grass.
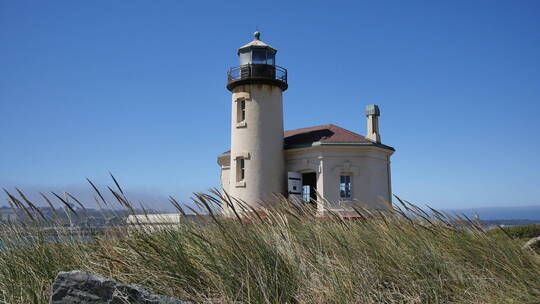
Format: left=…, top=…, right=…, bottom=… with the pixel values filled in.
left=0, top=180, right=539, bottom=304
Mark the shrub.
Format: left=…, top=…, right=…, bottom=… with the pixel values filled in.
left=489, top=224, right=540, bottom=240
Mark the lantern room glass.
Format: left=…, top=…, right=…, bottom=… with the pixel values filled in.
left=239, top=50, right=251, bottom=66
left=239, top=49, right=275, bottom=66
left=266, top=52, right=275, bottom=65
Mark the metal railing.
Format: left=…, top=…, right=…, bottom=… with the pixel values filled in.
left=227, top=64, right=287, bottom=84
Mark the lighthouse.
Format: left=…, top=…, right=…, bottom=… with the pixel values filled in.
left=226, top=31, right=287, bottom=207
left=218, top=33, right=395, bottom=214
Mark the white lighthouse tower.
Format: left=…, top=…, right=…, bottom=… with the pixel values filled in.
left=226, top=32, right=287, bottom=207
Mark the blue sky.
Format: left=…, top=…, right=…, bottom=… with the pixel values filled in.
left=1, top=0, right=539, bottom=210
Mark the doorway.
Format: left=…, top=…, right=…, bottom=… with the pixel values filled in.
left=302, top=172, right=317, bottom=205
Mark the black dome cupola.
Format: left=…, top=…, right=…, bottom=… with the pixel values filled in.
left=227, top=32, right=287, bottom=91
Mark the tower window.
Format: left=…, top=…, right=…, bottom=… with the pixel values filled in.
left=339, top=175, right=352, bottom=199
left=236, top=158, right=245, bottom=182
left=237, top=99, right=246, bottom=123
left=240, top=99, right=245, bottom=121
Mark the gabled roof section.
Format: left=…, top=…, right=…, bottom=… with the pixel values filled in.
left=285, top=124, right=370, bottom=144
left=284, top=124, right=394, bottom=151
left=219, top=124, right=394, bottom=157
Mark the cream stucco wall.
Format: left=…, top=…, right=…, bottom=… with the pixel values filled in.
left=285, top=145, right=393, bottom=212
left=228, top=84, right=285, bottom=208
left=217, top=154, right=230, bottom=193
left=219, top=144, right=393, bottom=213
left=283, top=149, right=326, bottom=213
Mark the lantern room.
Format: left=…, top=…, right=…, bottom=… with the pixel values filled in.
left=238, top=31, right=276, bottom=66
left=227, top=32, right=288, bottom=91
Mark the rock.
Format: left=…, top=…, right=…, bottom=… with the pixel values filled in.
left=50, top=270, right=188, bottom=304
left=522, top=236, right=540, bottom=250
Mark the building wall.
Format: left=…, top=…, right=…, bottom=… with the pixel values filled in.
left=228, top=84, right=286, bottom=207
left=285, top=146, right=393, bottom=211
left=219, top=145, right=393, bottom=212
left=284, top=148, right=325, bottom=213
left=218, top=155, right=231, bottom=193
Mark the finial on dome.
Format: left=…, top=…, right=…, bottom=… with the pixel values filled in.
left=254, top=31, right=260, bottom=40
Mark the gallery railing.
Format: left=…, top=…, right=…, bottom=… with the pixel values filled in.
left=227, top=64, right=288, bottom=84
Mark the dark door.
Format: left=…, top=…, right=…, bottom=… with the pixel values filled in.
left=302, top=172, right=317, bottom=205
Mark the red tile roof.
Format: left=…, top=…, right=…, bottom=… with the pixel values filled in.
left=284, top=124, right=372, bottom=147
left=221, top=124, right=393, bottom=155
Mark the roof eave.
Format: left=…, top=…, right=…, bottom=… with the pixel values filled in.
left=219, top=142, right=395, bottom=158
left=285, top=141, right=395, bottom=151
left=237, top=42, right=277, bottom=55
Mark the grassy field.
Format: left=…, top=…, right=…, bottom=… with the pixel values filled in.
left=488, top=224, right=540, bottom=241
left=1, top=185, right=539, bottom=304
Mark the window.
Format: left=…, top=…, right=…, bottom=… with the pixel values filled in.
left=266, top=53, right=275, bottom=65
left=239, top=50, right=251, bottom=66
left=251, top=49, right=275, bottom=65
left=236, top=99, right=246, bottom=124
left=239, top=99, right=245, bottom=122
left=302, top=185, right=310, bottom=202
left=235, top=98, right=247, bottom=127
left=236, top=158, right=245, bottom=182
left=339, top=175, right=352, bottom=199
left=252, top=49, right=266, bottom=64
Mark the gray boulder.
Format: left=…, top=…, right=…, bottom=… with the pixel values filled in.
left=522, top=236, right=540, bottom=250
left=50, top=270, right=188, bottom=304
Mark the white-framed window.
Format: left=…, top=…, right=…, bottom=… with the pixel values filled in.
left=237, top=99, right=246, bottom=123
left=236, top=158, right=245, bottom=182
left=339, top=175, right=352, bottom=199
left=302, top=185, right=310, bottom=202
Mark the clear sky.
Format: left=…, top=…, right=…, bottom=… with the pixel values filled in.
left=1, top=0, right=539, bottom=210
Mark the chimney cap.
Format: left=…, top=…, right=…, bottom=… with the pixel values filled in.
left=365, top=104, right=380, bottom=116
